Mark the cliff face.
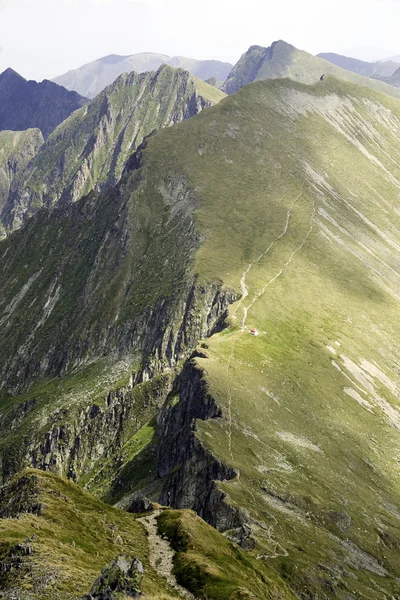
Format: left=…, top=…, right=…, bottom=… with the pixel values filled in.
left=156, top=360, right=240, bottom=531
left=0, top=129, right=43, bottom=218
left=0, top=138, right=236, bottom=484
left=0, top=68, right=88, bottom=139
left=1, top=65, right=225, bottom=234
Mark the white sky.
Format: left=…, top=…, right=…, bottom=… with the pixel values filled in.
left=0, top=0, right=399, bottom=81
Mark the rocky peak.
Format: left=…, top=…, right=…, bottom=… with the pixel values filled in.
left=0, top=67, right=26, bottom=84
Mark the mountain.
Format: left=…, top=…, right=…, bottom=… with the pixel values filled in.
left=52, top=52, right=233, bottom=98
left=2, top=74, right=400, bottom=598
left=0, top=64, right=225, bottom=234
left=373, top=67, right=400, bottom=88
left=0, top=129, right=43, bottom=218
left=317, top=52, right=400, bottom=78
left=223, top=40, right=400, bottom=100
left=0, top=68, right=88, bottom=139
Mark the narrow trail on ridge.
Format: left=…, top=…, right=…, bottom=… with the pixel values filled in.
left=137, top=510, right=197, bottom=599
left=225, top=180, right=314, bottom=463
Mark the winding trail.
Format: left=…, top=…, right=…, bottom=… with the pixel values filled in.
left=225, top=181, right=314, bottom=463
left=137, top=510, right=196, bottom=599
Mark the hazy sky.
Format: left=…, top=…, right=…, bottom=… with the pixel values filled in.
left=0, top=0, right=399, bottom=81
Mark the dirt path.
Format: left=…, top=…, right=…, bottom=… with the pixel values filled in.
left=225, top=183, right=314, bottom=463
left=137, top=510, right=196, bottom=599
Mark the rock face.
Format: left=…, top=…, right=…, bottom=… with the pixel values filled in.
left=52, top=52, right=233, bottom=98
left=157, top=359, right=241, bottom=530
left=82, top=556, right=144, bottom=599
left=1, top=65, right=225, bottom=234
left=0, top=68, right=88, bottom=139
left=222, top=39, right=400, bottom=98
left=0, top=129, right=43, bottom=218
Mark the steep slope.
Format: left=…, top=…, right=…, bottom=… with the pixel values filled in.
left=317, top=52, right=400, bottom=79
left=0, top=68, right=88, bottom=139
left=3, top=75, right=400, bottom=598
left=223, top=40, right=400, bottom=100
left=0, top=129, right=43, bottom=218
left=1, top=65, right=225, bottom=234
left=0, top=469, right=180, bottom=599
left=53, top=53, right=233, bottom=98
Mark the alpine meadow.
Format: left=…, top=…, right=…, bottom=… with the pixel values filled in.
left=1, top=5, right=400, bottom=600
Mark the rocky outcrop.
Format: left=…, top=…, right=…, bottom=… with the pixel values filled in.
left=0, top=68, right=88, bottom=139
left=0, top=129, right=43, bottom=218
left=1, top=65, right=225, bottom=234
left=82, top=556, right=144, bottom=599
left=157, top=360, right=241, bottom=531
left=0, top=473, right=44, bottom=517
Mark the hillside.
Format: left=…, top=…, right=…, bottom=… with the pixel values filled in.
left=53, top=52, right=233, bottom=98
left=317, top=52, right=400, bottom=79
left=0, top=470, right=295, bottom=599
left=2, top=74, right=400, bottom=599
left=0, top=129, right=43, bottom=213
left=223, top=40, right=400, bottom=99
left=0, top=64, right=225, bottom=235
left=0, top=68, right=88, bottom=139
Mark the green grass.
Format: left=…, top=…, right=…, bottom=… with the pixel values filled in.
left=158, top=509, right=296, bottom=599
left=131, top=76, right=400, bottom=597
left=224, top=39, right=400, bottom=99
left=4, top=73, right=400, bottom=598
left=0, top=469, right=179, bottom=599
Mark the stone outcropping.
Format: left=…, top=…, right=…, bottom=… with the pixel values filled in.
left=156, top=359, right=241, bottom=531
left=82, top=556, right=144, bottom=600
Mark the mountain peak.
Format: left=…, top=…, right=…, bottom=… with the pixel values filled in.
left=0, top=67, right=26, bottom=83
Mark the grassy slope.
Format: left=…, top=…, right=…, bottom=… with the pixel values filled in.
left=3, top=74, right=400, bottom=598
left=133, top=76, right=400, bottom=597
left=224, top=40, right=400, bottom=100
left=158, top=509, right=297, bottom=599
left=0, top=469, right=178, bottom=599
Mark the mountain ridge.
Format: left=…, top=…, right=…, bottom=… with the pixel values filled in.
left=223, top=40, right=400, bottom=99
left=2, top=73, right=400, bottom=597
left=53, top=52, right=233, bottom=98
left=0, top=68, right=88, bottom=139
left=0, top=64, right=225, bottom=235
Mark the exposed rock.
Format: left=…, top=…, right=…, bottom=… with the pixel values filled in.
left=157, top=359, right=241, bottom=531
left=0, top=129, right=44, bottom=217
left=0, top=473, right=44, bottom=518
left=82, top=555, right=144, bottom=599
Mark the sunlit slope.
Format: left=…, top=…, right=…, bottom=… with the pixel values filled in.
left=140, top=76, right=400, bottom=597
left=0, top=469, right=177, bottom=599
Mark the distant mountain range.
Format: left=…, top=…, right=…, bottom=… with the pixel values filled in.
left=317, top=52, right=400, bottom=78
left=52, top=52, right=233, bottom=98
left=222, top=40, right=400, bottom=99
left=0, top=68, right=88, bottom=138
